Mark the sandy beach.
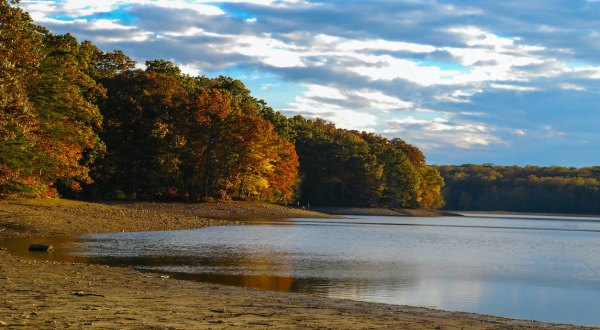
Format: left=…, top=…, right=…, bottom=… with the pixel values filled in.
left=0, top=199, right=593, bottom=329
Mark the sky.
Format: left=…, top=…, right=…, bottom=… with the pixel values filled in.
left=16, top=0, right=600, bottom=166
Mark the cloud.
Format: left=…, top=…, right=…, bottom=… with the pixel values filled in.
left=351, top=90, right=414, bottom=111
left=489, top=83, right=540, bottom=92
left=557, top=83, right=586, bottom=91
left=88, top=19, right=136, bottom=30
left=514, top=129, right=528, bottom=136
left=226, top=34, right=306, bottom=68
left=282, top=96, right=378, bottom=130
left=303, top=84, right=347, bottom=100
left=384, top=116, right=501, bottom=149
left=18, top=0, right=600, bottom=166
left=22, top=0, right=224, bottom=17
left=541, top=125, right=566, bottom=139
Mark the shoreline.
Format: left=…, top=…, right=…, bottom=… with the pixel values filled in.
left=457, top=210, right=600, bottom=219
left=0, top=199, right=592, bottom=329
left=312, top=206, right=461, bottom=217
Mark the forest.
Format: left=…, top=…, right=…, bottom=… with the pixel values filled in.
left=438, top=165, right=600, bottom=214
left=0, top=1, right=444, bottom=209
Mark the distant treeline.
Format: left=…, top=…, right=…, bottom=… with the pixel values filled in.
left=0, top=2, right=443, bottom=208
left=438, top=165, right=600, bottom=214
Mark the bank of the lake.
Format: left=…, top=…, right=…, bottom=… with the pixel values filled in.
left=0, top=199, right=591, bottom=329
left=312, top=206, right=460, bottom=217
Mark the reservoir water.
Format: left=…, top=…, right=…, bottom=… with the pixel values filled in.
left=3, top=214, right=600, bottom=326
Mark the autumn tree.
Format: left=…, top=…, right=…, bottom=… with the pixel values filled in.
left=0, top=1, right=103, bottom=196
left=0, top=0, right=43, bottom=195
left=92, top=69, right=187, bottom=198
left=29, top=33, right=105, bottom=192
left=212, top=114, right=298, bottom=202
left=1, top=0, right=439, bottom=208
left=179, top=88, right=233, bottom=200
left=91, top=61, right=299, bottom=203
left=179, top=81, right=298, bottom=202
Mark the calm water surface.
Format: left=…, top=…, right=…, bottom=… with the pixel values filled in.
left=3, top=214, right=600, bottom=326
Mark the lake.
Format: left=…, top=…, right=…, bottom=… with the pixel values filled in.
left=3, top=214, right=600, bottom=326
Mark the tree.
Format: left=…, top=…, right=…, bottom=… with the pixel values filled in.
left=438, top=164, right=600, bottom=214
left=93, top=69, right=187, bottom=198
left=0, top=0, right=44, bottom=195
left=1, top=1, right=440, bottom=208
left=290, top=116, right=442, bottom=208
left=93, top=67, right=300, bottom=203
left=179, top=88, right=233, bottom=200
left=0, top=2, right=103, bottom=196
left=29, top=33, right=105, bottom=191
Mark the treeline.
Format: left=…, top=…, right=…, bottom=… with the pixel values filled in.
left=92, top=62, right=299, bottom=202
left=438, top=165, right=600, bottom=214
left=0, top=1, right=443, bottom=208
left=293, top=118, right=444, bottom=208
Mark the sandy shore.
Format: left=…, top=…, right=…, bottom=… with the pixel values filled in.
left=0, top=199, right=593, bottom=329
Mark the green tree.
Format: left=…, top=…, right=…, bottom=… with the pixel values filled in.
left=29, top=33, right=105, bottom=190
left=438, top=164, right=600, bottom=214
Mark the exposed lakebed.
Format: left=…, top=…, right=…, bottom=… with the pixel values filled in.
left=3, top=214, right=600, bottom=326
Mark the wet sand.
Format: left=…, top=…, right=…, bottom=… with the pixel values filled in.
left=0, top=199, right=593, bottom=329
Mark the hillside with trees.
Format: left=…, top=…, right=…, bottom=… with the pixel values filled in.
left=0, top=1, right=443, bottom=209
left=438, top=165, right=600, bottom=214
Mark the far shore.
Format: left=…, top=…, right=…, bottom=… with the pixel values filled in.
left=0, top=198, right=591, bottom=329
left=312, top=206, right=461, bottom=217
left=458, top=210, right=600, bottom=218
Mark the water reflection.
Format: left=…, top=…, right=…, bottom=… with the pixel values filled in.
left=2, top=215, right=600, bottom=326
left=0, top=236, right=89, bottom=264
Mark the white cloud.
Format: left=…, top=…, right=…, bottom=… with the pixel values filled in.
left=489, top=83, right=539, bottom=92
left=437, top=89, right=483, bottom=103
left=448, top=26, right=515, bottom=49
left=335, top=27, right=560, bottom=88
left=572, top=65, right=600, bottom=79
left=284, top=96, right=377, bottom=130
left=227, top=35, right=305, bottom=68
left=260, top=83, right=280, bottom=90
left=88, top=19, right=135, bottom=30
left=24, top=2, right=585, bottom=95
left=178, top=63, right=202, bottom=76
left=385, top=116, right=501, bottom=149
left=330, top=36, right=436, bottom=54
left=21, top=0, right=224, bottom=17
left=514, top=129, right=528, bottom=136
left=95, top=31, right=154, bottom=43
left=303, top=84, right=347, bottom=100
left=557, top=83, right=586, bottom=91
left=541, top=125, right=566, bottom=139
left=291, top=84, right=414, bottom=114
left=282, top=84, right=415, bottom=130
left=349, top=56, right=459, bottom=86
left=352, top=90, right=413, bottom=110
left=163, top=27, right=222, bottom=38
left=21, top=0, right=120, bottom=16
left=150, top=1, right=224, bottom=15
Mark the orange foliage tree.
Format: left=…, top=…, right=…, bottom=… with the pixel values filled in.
left=94, top=64, right=299, bottom=203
